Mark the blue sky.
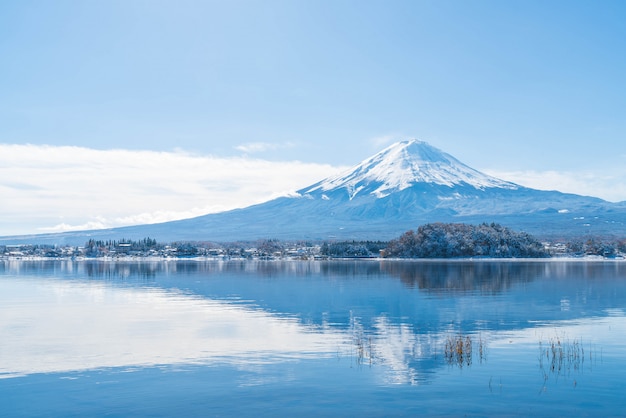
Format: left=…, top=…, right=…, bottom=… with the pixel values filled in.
left=1, top=0, right=626, bottom=235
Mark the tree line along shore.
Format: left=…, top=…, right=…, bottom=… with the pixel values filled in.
left=2, top=223, right=626, bottom=260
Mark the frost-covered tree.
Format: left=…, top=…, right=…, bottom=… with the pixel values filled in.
left=384, top=223, right=548, bottom=258
left=321, top=240, right=387, bottom=257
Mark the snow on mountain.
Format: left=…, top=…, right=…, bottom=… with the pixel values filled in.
left=302, top=140, right=518, bottom=199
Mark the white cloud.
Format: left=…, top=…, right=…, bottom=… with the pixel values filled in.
left=483, top=168, right=626, bottom=203
left=368, top=134, right=409, bottom=149
left=235, top=141, right=295, bottom=154
left=0, top=144, right=343, bottom=236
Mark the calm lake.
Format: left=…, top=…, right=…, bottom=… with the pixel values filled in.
left=1, top=259, right=625, bottom=417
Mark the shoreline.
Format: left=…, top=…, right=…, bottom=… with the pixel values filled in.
left=0, top=255, right=624, bottom=262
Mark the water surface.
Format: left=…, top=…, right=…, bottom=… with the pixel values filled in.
left=1, top=260, right=625, bottom=416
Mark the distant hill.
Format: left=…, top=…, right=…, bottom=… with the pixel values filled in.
left=2, top=140, right=626, bottom=245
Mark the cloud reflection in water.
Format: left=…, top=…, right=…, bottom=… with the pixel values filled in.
left=0, top=278, right=346, bottom=378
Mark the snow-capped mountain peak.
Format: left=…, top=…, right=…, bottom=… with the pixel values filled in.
left=302, top=140, right=518, bottom=199
left=4, top=138, right=625, bottom=245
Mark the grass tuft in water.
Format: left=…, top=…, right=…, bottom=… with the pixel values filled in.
left=444, top=334, right=487, bottom=368
left=538, top=332, right=593, bottom=384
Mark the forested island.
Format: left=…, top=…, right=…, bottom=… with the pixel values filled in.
left=382, top=222, right=547, bottom=258
left=2, top=222, right=626, bottom=260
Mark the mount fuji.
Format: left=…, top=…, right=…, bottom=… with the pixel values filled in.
left=3, top=140, right=626, bottom=244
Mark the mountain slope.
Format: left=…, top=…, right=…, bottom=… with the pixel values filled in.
left=2, top=140, right=626, bottom=245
